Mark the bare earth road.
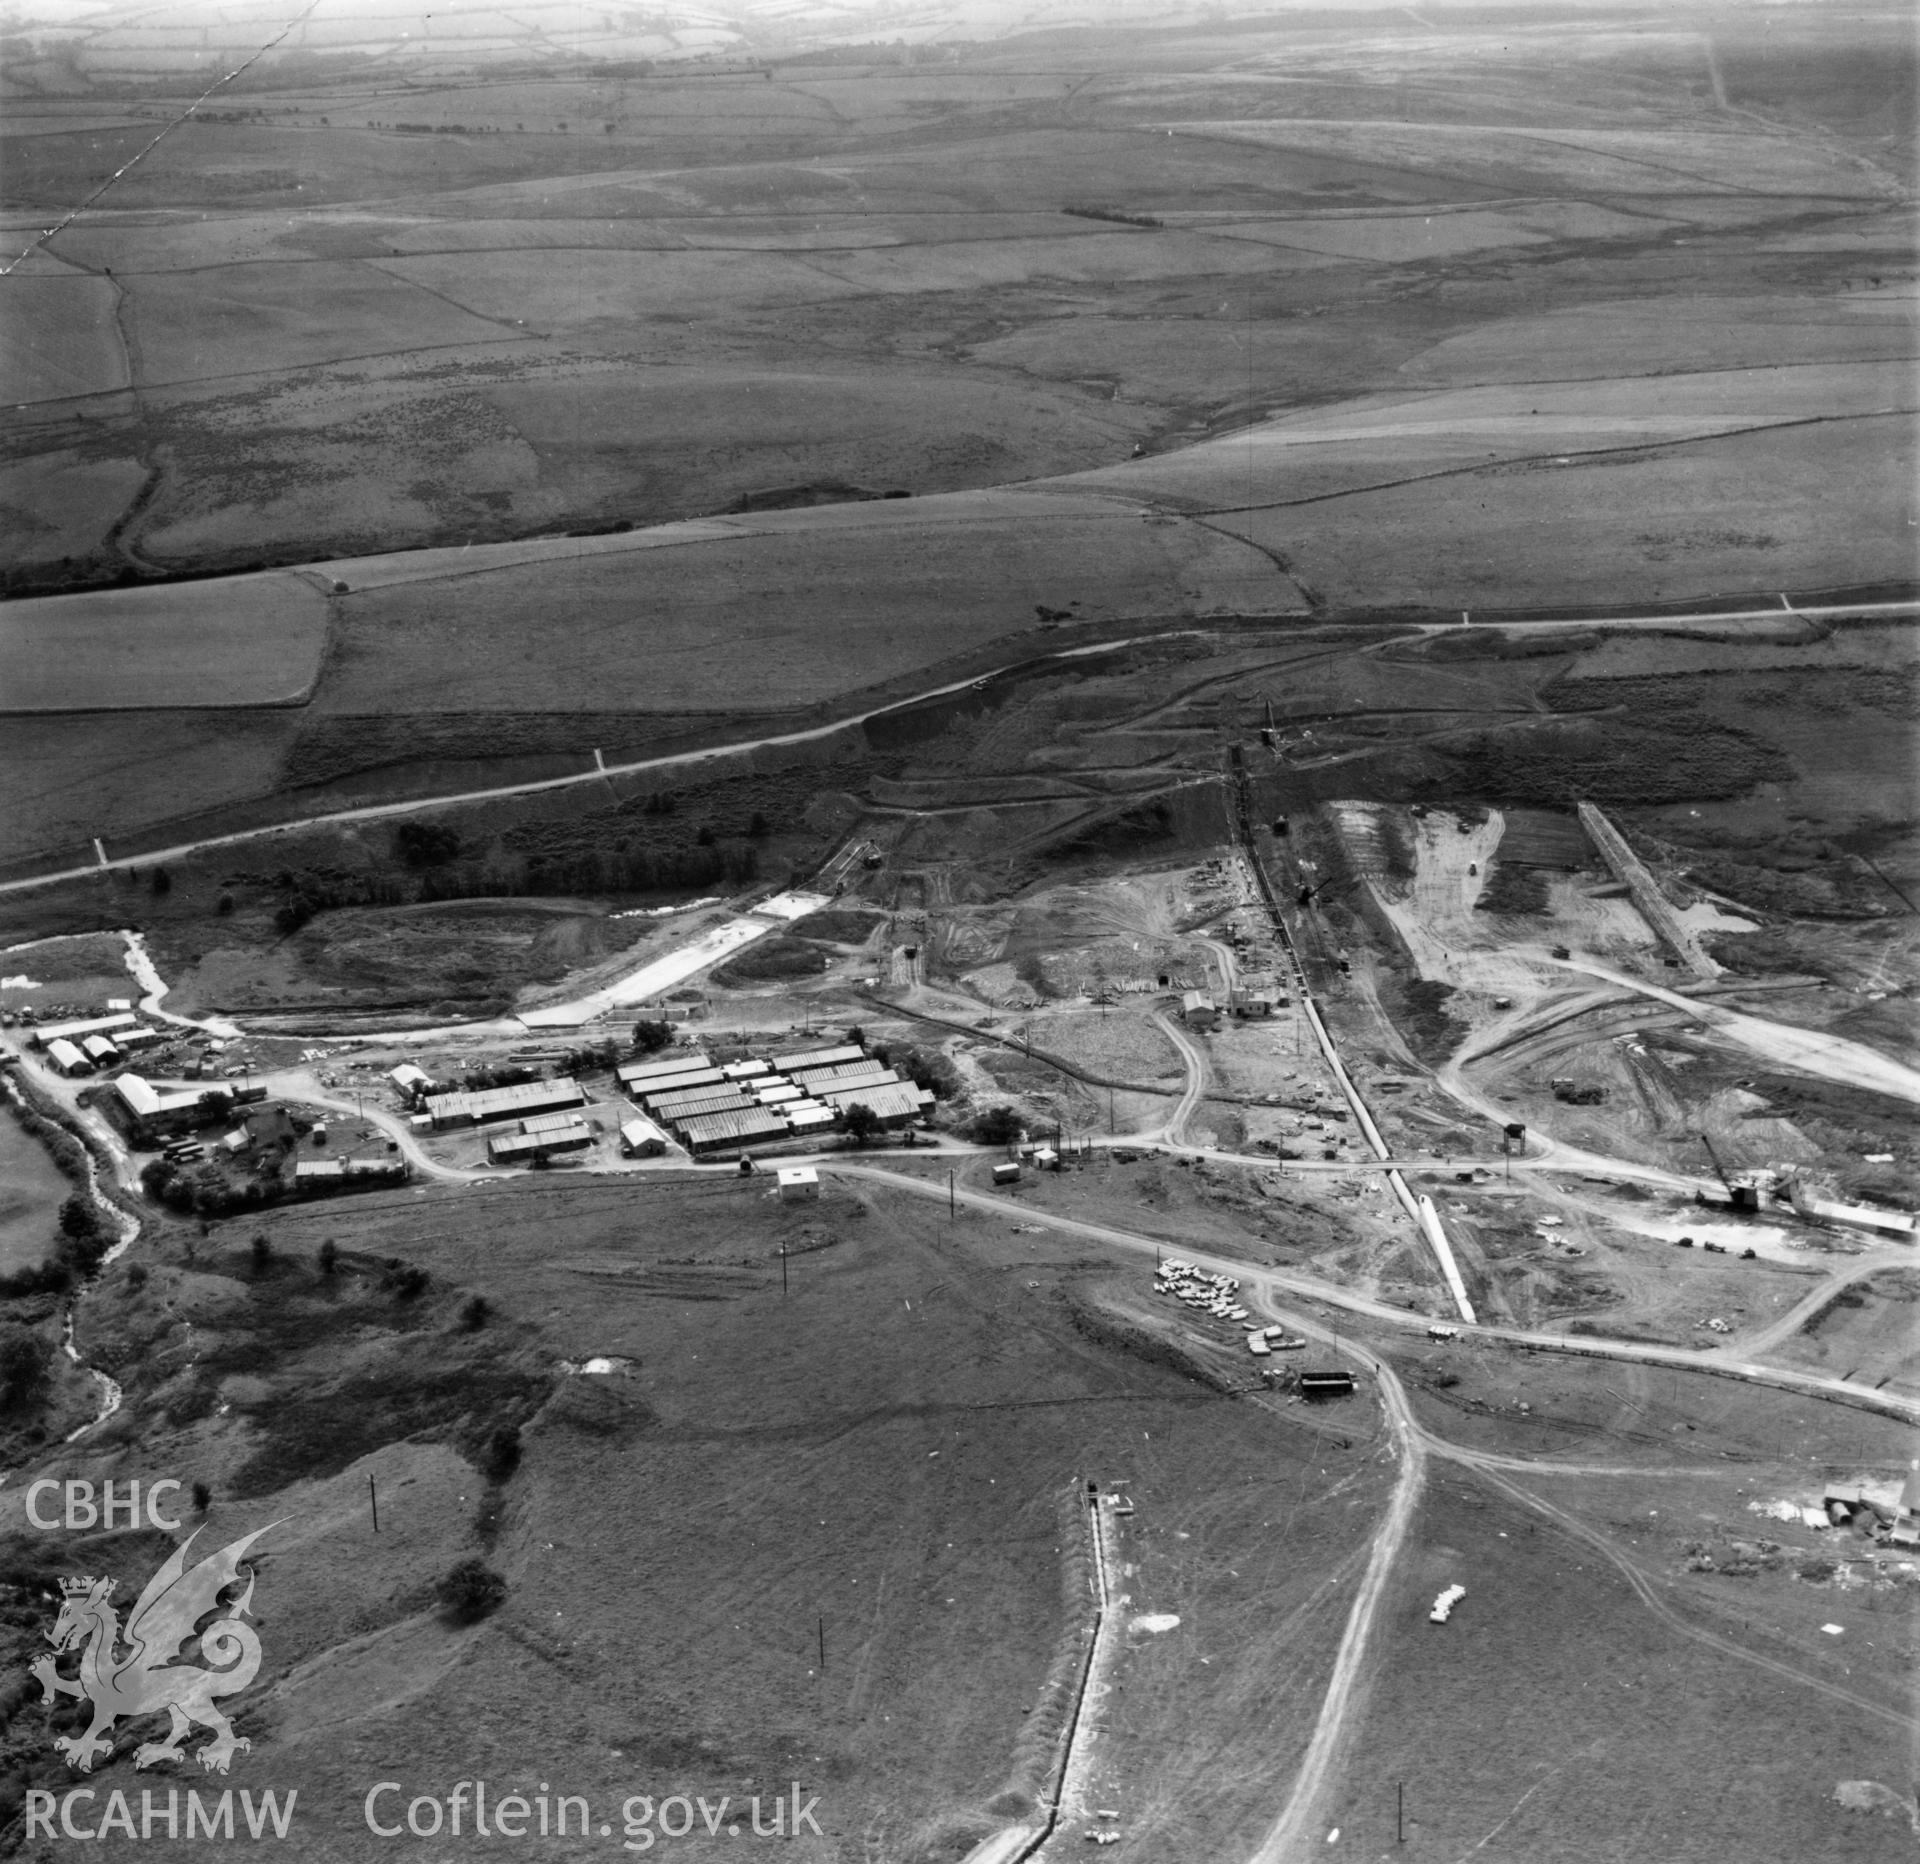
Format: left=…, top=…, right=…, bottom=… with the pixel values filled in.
left=1546, top=953, right=1920, bottom=1106
left=6, top=601, right=1911, bottom=898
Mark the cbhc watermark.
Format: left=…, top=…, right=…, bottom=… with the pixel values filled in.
left=25, top=1479, right=184, bottom=1532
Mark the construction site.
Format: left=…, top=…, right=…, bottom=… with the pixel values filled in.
left=0, top=1, right=1914, bottom=1857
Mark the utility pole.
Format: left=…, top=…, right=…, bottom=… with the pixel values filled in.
left=948, top=1170, right=955, bottom=1221
left=1397, top=1783, right=1404, bottom=1845
left=369, top=1475, right=379, bottom=1533
left=817, top=1617, right=826, bottom=1673
left=781, top=1239, right=788, bottom=1297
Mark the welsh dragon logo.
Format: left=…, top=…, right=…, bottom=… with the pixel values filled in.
left=32, top=1525, right=272, bottom=1775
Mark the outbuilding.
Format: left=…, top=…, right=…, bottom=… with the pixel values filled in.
left=1180, top=991, right=1218, bottom=1030
left=45, top=1038, right=91, bottom=1076
left=992, top=1162, right=1021, bottom=1186
left=81, top=1035, right=121, bottom=1067
left=777, top=1167, right=820, bottom=1203
left=619, top=1115, right=667, bottom=1157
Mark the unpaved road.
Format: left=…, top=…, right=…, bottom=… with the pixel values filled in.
left=1545, top=953, right=1920, bottom=1106
left=10, top=601, right=1910, bottom=900
left=1243, top=1305, right=1424, bottom=1864
left=828, top=1163, right=1920, bottom=1421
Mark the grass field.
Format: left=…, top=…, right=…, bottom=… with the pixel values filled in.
left=0, top=571, right=330, bottom=710
left=2, top=3, right=1904, bottom=610
left=1167, top=119, right=1894, bottom=201
left=1214, top=417, right=1916, bottom=612
left=0, top=449, right=148, bottom=575
left=0, top=1094, right=69, bottom=1275
left=0, top=264, right=128, bottom=404
left=1321, top=1462, right=1917, bottom=1864
left=4, top=1172, right=1385, bottom=1861
left=310, top=492, right=1287, bottom=716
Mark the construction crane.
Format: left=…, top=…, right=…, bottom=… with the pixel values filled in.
left=1697, top=1132, right=1759, bottom=1211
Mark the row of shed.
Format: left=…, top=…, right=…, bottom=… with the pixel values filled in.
left=620, top=1044, right=933, bottom=1156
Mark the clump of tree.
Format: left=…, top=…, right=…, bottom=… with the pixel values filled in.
left=379, top=1259, right=429, bottom=1300
left=632, top=1019, right=672, bottom=1055
left=969, top=1105, right=1022, bottom=1146
left=840, top=1102, right=880, bottom=1147
left=394, top=821, right=463, bottom=868
left=140, top=1156, right=281, bottom=1219
left=480, top=1424, right=521, bottom=1483
left=872, top=1044, right=959, bottom=1100
left=553, top=1039, right=620, bottom=1077
left=0, top=1329, right=51, bottom=1409
left=435, top=1558, right=507, bottom=1625
left=272, top=865, right=407, bottom=934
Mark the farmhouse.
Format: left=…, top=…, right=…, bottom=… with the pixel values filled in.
left=425, top=1077, right=585, bottom=1130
